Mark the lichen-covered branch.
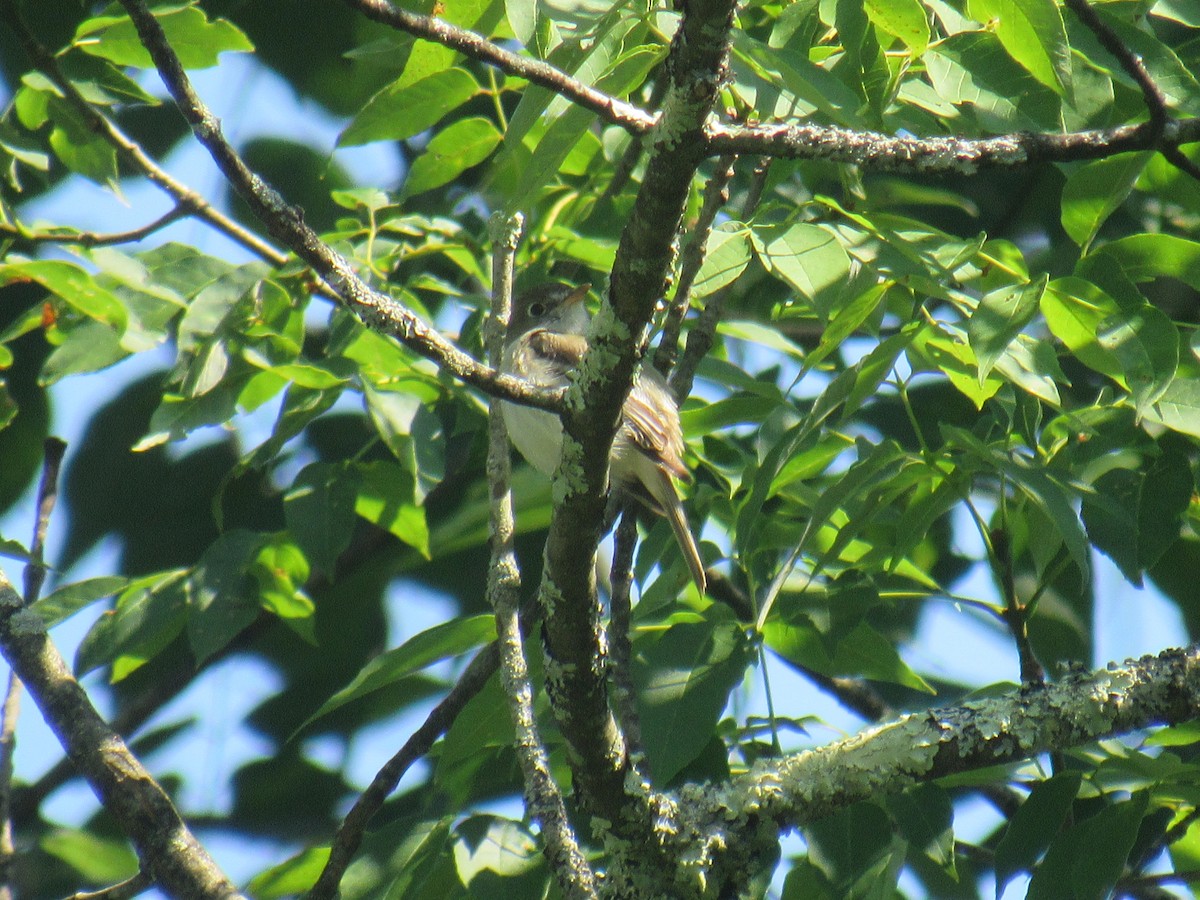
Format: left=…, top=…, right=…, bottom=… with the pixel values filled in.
left=705, top=119, right=1200, bottom=172
left=535, top=0, right=737, bottom=841
left=112, top=0, right=563, bottom=413
left=0, top=569, right=243, bottom=898
left=485, top=214, right=598, bottom=899
left=615, top=646, right=1200, bottom=898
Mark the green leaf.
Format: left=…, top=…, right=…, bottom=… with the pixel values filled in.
left=186, top=530, right=266, bottom=664
left=40, top=829, right=137, bottom=883
left=3, top=260, right=127, bottom=330
left=402, top=117, right=502, bottom=198
left=802, top=283, right=889, bottom=375
left=75, top=570, right=189, bottom=679
left=994, top=772, right=1082, bottom=893
left=46, top=96, right=118, bottom=184
left=633, top=611, right=753, bottom=784
left=924, top=31, right=1061, bottom=129
left=453, top=815, right=544, bottom=888
left=1061, top=154, right=1152, bottom=251
left=339, top=69, right=480, bottom=146
left=1147, top=378, right=1200, bottom=439
left=865, top=0, right=930, bottom=56
left=805, top=802, right=901, bottom=893
left=908, top=324, right=1003, bottom=409
left=887, top=784, right=955, bottom=875
left=248, top=846, right=331, bottom=898
left=946, top=426, right=1091, bottom=581
left=284, top=462, right=359, bottom=577
left=966, top=275, right=1047, bottom=383
left=1085, top=233, right=1200, bottom=286
left=966, top=0, right=1071, bottom=93
left=355, top=460, right=430, bottom=557
left=1095, top=304, right=1178, bottom=417
left=834, top=0, right=891, bottom=121
left=1041, top=278, right=1124, bottom=379
left=753, top=223, right=851, bottom=320
left=1081, top=448, right=1193, bottom=585
left=692, top=222, right=753, bottom=298
left=1027, top=792, right=1147, bottom=900
left=41, top=320, right=127, bottom=384
left=76, top=6, right=253, bottom=69
left=31, top=576, right=132, bottom=628
left=300, top=615, right=496, bottom=731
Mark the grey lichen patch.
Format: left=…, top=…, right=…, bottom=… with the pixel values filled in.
left=588, top=302, right=633, bottom=347
left=539, top=581, right=567, bottom=620
left=9, top=606, right=45, bottom=635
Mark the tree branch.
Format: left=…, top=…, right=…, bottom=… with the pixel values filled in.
left=0, top=1, right=287, bottom=266
left=111, top=0, right=564, bottom=414
left=305, top=643, right=500, bottom=900
left=654, top=154, right=737, bottom=380
left=0, top=568, right=243, bottom=898
left=706, top=119, right=1200, bottom=171
left=535, top=0, right=737, bottom=841
left=0, top=439, right=66, bottom=900
left=641, top=645, right=1200, bottom=897
left=484, top=213, right=597, bottom=900
left=0, top=207, right=190, bottom=249
left=341, top=0, right=656, bottom=135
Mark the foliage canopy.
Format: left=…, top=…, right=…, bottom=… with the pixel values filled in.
left=2, top=0, right=1200, bottom=897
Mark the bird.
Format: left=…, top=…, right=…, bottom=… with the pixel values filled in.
left=501, top=282, right=707, bottom=594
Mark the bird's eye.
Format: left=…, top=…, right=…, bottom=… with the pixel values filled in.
left=528, top=302, right=546, bottom=317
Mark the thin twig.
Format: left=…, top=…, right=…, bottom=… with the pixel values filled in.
left=0, top=1, right=286, bottom=266
left=0, top=438, right=66, bottom=899
left=112, top=0, right=563, bottom=413
left=484, top=213, right=598, bottom=899
left=342, top=0, right=655, bottom=135
left=654, top=154, right=737, bottom=381
left=0, top=207, right=190, bottom=249
left=608, top=509, right=643, bottom=752
left=670, top=158, right=772, bottom=398
left=305, top=643, right=500, bottom=900
left=1063, top=0, right=1167, bottom=138
left=61, top=870, right=153, bottom=900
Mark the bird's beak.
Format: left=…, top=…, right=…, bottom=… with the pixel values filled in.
left=564, top=283, right=591, bottom=307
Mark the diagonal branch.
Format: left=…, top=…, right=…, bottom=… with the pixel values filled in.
left=305, top=643, right=501, bottom=900
left=342, top=0, right=656, bottom=135
left=110, top=0, right=563, bottom=413
left=0, top=1, right=286, bottom=266
left=643, top=645, right=1200, bottom=898
left=0, top=567, right=244, bottom=898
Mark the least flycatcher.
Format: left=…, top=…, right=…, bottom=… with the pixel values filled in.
left=501, top=283, right=706, bottom=593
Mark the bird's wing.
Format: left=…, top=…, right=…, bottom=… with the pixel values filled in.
left=623, top=371, right=690, bottom=482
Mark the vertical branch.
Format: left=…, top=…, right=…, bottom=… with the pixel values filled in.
left=672, top=157, right=772, bottom=398
left=0, top=438, right=66, bottom=899
left=608, top=510, right=643, bottom=752
left=485, top=214, right=597, bottom=899
left=654, top=154, right=737, bottom=380
left=538, top=0, right=738, bottom=836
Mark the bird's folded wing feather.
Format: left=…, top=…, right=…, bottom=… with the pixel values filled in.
left=624, top=374, right=690, bottom=482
